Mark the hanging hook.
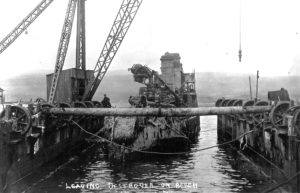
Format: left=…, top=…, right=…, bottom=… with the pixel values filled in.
left=238, top=0, right=242, bottom=62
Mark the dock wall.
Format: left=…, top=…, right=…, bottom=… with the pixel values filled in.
left=217, top=100, right=300, bottom=192
left=0, top=111, right=104, bottom=192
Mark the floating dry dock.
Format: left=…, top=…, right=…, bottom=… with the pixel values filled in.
left=216, top=89, right=300, bottom=192
left=0, top=103, right=271, bottom=191
left=1, top=94, right=299, bottom=192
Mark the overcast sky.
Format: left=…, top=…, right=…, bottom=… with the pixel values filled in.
left=1, top=0, right=300, bottom=80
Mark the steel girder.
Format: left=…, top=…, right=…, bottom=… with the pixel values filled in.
left=82, top=0, right=143, bottom=101
left=48, top=0, right=77, bottom=104
left=0, top=0, right=54, bottom=54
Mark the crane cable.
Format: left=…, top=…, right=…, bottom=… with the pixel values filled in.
left=238, top=0, right=242, bottom=62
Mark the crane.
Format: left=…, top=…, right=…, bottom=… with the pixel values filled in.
left=48, top=0, right=143, bottom=103
left=76, top=0, right=86, bottom=70
left=48, top=0, right=77, bottom=104
left=0, top=0, right=143, bottom=104
left=130, top=64, right=182, bottom=106
left=0, top=0, right=54, bottom=54
left=82, top=0, right=143, bottom=101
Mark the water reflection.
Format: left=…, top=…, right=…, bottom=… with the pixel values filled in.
left=27, top=116, right=276, bottom=193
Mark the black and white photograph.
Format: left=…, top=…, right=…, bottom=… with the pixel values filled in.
left=0, top=0, right=300, bottom=192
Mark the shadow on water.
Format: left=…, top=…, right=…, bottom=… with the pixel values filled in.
left=21, top=116, right=278, bottom=193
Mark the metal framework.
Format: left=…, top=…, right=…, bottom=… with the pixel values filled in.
left=0, top=0, right=54, bottom=54
left=82, top=0, right=143, bottom=101
left=0, top=0, right=142, bottom=103
left=76, top=0, right=86, bottom=70
left=48, top=0, right=77, bottom=104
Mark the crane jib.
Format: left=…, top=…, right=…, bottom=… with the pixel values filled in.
left=82, top=0, right=143, bottom=101
left=0, top=0, right=54, bottom=54
left=48, top=0, right=77, bottom=104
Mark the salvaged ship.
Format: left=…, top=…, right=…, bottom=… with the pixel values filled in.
left=0, top=0, right=200, bottom=190
left=4, top=0, right=296, bottom=192
left=100, top=52, right=200, bottom=161
left=0, top=52, right=200, bottom=192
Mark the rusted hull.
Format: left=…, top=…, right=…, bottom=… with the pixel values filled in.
left=105, top=116, right=200, bottom=162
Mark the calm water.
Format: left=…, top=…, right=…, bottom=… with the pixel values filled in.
left=21, top=116, right=277, bottom=193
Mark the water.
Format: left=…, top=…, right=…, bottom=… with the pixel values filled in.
left=22, top=116, right=277, bottom=193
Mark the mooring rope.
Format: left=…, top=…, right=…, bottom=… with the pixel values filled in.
left=262, top=171, right=300, bottom=193
left=2, top=172, right=33, bottom=192
left=200, top=128, right=216, bottom=133
left=245, top=145, right=288, bottom=178
left=243, top=119, right=290, bottom=178
left=74, top=117, right=297, bottom=193
left=72, top=120, right=254, bottom=155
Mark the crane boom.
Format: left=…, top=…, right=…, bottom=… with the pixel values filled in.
left=76, top=0, right=86, bottom=70
left=48, top=0, right=77, bottom=104
left=0, top=0, right=54, bottom=54
left=82, top=0, right=143, bottom=101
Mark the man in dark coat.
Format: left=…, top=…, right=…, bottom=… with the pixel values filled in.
left=101, top=94, right=111, bottom=107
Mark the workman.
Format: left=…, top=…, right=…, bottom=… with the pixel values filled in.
left=101, top=94, right=111, bottom=107
left=140, top=95, right=147, bottom=107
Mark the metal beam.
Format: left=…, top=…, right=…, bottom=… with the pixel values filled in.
left=0, top=0, right=54, bottom=54
left=76, top=0, right=86, bottom=70
left=48, top=0, right=77, bottom=104
left=82, top=0, right=143, bottom=101
left=45, top=106, right=272, bottom=117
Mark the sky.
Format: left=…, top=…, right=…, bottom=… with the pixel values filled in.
left=1, top=0, right=300, bottom=81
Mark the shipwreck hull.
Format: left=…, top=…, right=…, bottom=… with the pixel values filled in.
left=105, top=115, right=200, bottom=161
